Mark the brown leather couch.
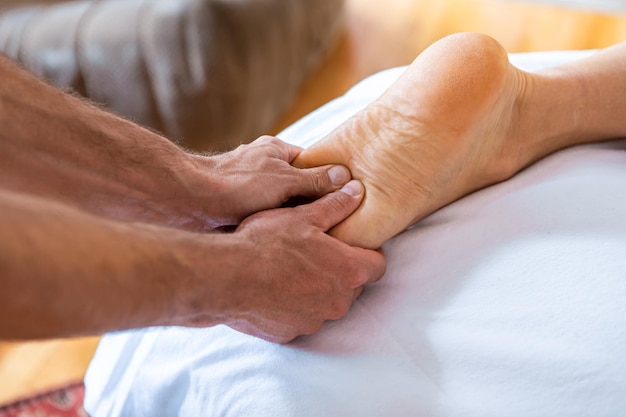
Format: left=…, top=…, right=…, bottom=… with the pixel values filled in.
left=0, top=0, right=344, bottom=150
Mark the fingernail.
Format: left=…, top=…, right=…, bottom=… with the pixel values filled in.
left=328, top=165, right=351, bottom=186
left=340, top=180, right=363, bottom=196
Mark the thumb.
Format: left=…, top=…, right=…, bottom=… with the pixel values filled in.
left=299, top=180, right=364, bottom=232
left=288, top=164, right=352, bottom=199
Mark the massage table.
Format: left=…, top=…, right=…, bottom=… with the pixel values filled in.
left=84, top=49, right=626, bottom=416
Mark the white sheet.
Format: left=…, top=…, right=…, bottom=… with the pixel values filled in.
left=84, top=49, right=626, bottom=417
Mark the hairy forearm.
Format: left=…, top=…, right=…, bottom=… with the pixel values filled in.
left=0, top=188, right=235, bottom=339
left=0, top=55, right=350, bottom=231
left=0, top=55, right=222, bottom=230
left=0, top=180, right=385, bottom=342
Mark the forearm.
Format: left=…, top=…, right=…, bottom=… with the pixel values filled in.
left=0, top=55, right=351, bottom=230
left=0, top=178, right=384, bottom=342
left=0, top=189, right=233, bottom=339
left=0, top=55, right=222, bottom=230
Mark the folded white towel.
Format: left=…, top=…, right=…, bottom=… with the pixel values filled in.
left=85, top=49, right=626, bottom=417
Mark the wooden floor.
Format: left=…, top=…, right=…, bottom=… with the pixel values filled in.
left=275, top=0, right=626, bottom=130
left=2, top=0, right=626, bottom=407
left=0, top=337, right=100, bottom=405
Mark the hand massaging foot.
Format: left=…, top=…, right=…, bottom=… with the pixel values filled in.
left=0, top=0, right=343, bottom=151
left=295, top=33, right=536, bottom=249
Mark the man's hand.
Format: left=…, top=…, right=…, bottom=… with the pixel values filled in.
left=195, top=135, right=353, bottom=228
left=207, top=180, right=386, bottom=343
left=0, top=181, right=383, bottom=340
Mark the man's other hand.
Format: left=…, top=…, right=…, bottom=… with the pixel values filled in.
left=230, top=180, right=386, bottom=342
left=197, top=135, right=353, bottom=228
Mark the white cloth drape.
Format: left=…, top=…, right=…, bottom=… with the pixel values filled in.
left=85, top=49, right=626, bottom=417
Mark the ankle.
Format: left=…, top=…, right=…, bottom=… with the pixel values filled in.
left=514, top=68, right=585, bottom=167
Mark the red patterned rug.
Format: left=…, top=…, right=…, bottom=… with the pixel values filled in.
left=0, top=382, right=87, bottom=417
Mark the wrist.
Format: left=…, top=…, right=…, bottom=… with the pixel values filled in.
left=87, top=128, right=224, bottom=231
left=93, top=222, right=230, bottom=332
left=157, top=227, right=249, bottom=328
left=118, top=145, right=223, bottom=231
left=186, top=152, right=253, bottom=228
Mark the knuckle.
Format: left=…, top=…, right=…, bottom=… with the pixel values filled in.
left=355, top=266, right=370, bottom=285
left=347, top=263, right=370, bottom=287
left=259, top=135, right=283, bottom=149
left=308, top=169, right=327, bottom=194
left=301, top=321, right=324, bottom=336
left=325, top=192, right=350, bottom=214
left=258, top=135, right=290, bottom=159
left=327, top=297, right=351, bottom=320
left=256, top=135, right=274, bottom=143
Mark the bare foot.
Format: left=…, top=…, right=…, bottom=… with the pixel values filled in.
left=294, top=33, right=535, bottom=249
